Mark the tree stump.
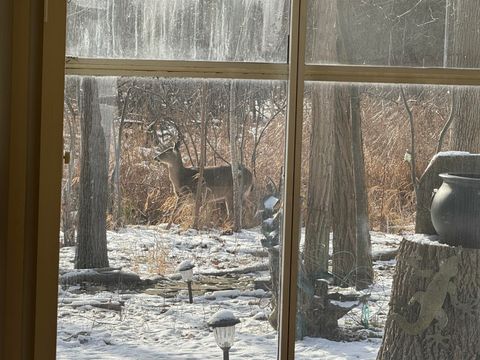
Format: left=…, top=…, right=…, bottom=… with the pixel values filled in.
left=377, top=237, right=480, bottom=360
left=297, top=277, right=354, bottom=339
left=260, top=195, right=282, bottom=330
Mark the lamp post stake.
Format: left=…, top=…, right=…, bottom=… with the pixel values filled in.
left=187, top=280, right=193, bottom=304
left=223, top=347, right=230, bottom=360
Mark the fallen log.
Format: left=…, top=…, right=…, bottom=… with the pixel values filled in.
left=60, top=269, right=142, bottom=288
left=198, top=263, right=269, bottom=276
left=372, top=248, right=398, bottom=262
left=67, top=300, right=125, bottom=312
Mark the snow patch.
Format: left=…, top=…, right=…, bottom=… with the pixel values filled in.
left=57, top=226, right=396, bottom=359
left=176, top=260, right=195, bottom=272
left=264, top=196, right=279, bottom=210
left=405, top=234, right=449, bottom=247
left=428, top=151, right=473, bottom=168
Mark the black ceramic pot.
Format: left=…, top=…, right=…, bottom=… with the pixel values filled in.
left=431, top=173, right=480, bottom=248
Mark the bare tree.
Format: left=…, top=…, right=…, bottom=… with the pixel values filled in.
left=331, top=0, right=374, bottom=288
left=436, top=93, right=455, bottom=153
left=304, top=84, right=335, bottom=279
left=400, top=87, right=419, bottom=200
left=229, top=80, right=243, bottom=231
left=350, top=86, right=373, bottom=290
left=331, top=83, right=357, bottom=287
left=299, top=0, right=349, bottom=339
left=112, top=85, right=133, bottom=228
left=193, top=83, right=208, bottom=229
left=450, top=1, right=480, bottom=152
left=62, top=95, right=78, bottom=247
left=75, top=77, right=109, bottom=269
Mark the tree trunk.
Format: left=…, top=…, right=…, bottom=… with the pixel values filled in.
left=298, top=1, right=355, bottom=339
left=332, top=84, right=356, bottom=287
left=62, top=96, right=78, bottom=247
left=267, top=246, right=280, bottom=330
left=450, top=1, right=480, bottom=153
left=304, top=84, right=335, bottom=278
left=229, top=80, right=243, bottom=231
left=303, top=0, right=336, bottom=285
left=350, top=86, right=373, bottom=290
left=193, top=83, right=207, bottom=229
left=298, top=278, right=353, bottom=339
left=75, top=77, right=109, bottom=269
left=112, top=86, right=132, bottom=229
left=296, top=84, right=338, bottom=339
left=377, top=237, right=480, bottom=360
left=451, top=88, right=480, bottom=153
left=331, top=1, right=365, bottom=287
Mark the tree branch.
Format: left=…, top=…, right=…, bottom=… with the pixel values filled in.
left=436, top=92, right=455, bottom=154
left=400, top=87, right=419, bottom=200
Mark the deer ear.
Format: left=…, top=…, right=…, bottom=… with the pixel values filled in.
left=174, top=141, right=181, bottom=151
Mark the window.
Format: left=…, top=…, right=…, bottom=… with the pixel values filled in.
left=59, top=1, right=289, bottom=359
left=27, top=0, right=480, bottom=359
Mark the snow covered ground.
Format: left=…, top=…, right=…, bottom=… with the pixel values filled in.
left=56, top=226, right=402, bottom=359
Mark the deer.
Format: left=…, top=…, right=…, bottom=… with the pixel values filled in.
left=155, top=141, right=254, bottom=225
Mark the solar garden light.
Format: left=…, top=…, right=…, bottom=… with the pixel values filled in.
left=176, top=260, right=195, bottom=303
left=208, top=310, right=240, bottom=360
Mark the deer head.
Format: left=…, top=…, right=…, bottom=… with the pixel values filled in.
left=154, top=140, right=183, bottom=167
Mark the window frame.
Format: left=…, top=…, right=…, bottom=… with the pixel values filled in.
left=2, top=0, right=66, bottom=359
left=28, top=0, right=480, bottom=359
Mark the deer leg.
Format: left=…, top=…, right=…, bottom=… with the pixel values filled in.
left=225, top=196, right=233, bottom=220
left=167, top=196, right=180, bottom=230
left=242, top=187, right=255, bottom=213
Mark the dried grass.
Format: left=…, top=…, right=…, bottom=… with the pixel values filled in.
left=131, top=241, right=171, bottom=275
left=63, top=84, right=453, bottom=234
left=361, top=87, right=451, bottom=231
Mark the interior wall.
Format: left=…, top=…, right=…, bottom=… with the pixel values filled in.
left=0, top=0, right=13, bottom=357
left=3, top=1, right=45, bottom=359
left=0, top=0, right=66, bottom=358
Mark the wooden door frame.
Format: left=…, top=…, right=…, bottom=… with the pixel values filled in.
left=5, top=1, right=480, bottom=359
left=2, top=0, right=66, bottom=359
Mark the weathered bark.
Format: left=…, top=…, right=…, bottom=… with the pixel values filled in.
left=304, top=84, right=335, bottom=278
left=75, top=77, right=109, bottom=269
left=351, top=86, right=373, bottom=290
left=267, top=246, right=280, bottom=330
left=298, top=1, right=356, bottom=339
left=372, top=248, right=398, bottom=262
left=229, top=80, right=243, bottom=231
left=450, top=1, right=480, bottom=153
left=298, top=278, right=354, bottom=339
left=62, top=96, right=78, bottom=247
left=436, top=94, right=455, bottom=153
left=69, top=301, right=125, bottom=312
left=198, top=263, right=269, bottom=277
left=331, top=1, right=365, bottom=287
left=193, top=83, right=207, bottom=229
left=451, top=88, right=480, bottom=153
left=400, top=87, right=419, bottom=200
left=378, top=237, right=480, bottom=360
left=60, top=270, right=141, bottom=288
left=304, top=0, right=336, bottom=284
left=112, top=86, right=133, bottom=228
left=415, top=154, right=480, bottom=234
left=260, top=185, right=282, bottom=330
left=332, top=84, right=356, bottom=287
